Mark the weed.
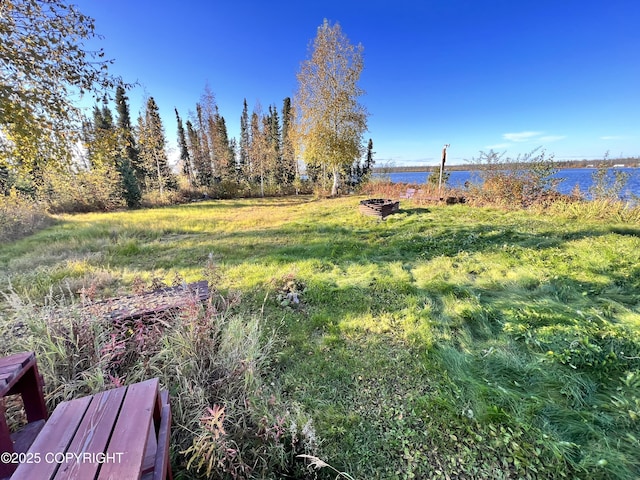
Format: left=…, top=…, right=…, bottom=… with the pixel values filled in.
left=298, top=454, right=356, bottom=479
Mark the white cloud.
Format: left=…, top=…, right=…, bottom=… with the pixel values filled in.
left=503, top=131, right=543, bottom=142
left=600, top=135, right=624, bottom=140
left=539, top=135, right=566, bottom=142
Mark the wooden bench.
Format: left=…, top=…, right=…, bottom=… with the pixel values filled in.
left=0, top=351, right=48, bottom=478
left=11, top=378, right=173, bottom=480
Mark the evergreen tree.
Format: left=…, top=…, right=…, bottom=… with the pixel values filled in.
left=115, top=87, right=131, bottom=134
left=94, top=104, right=114, bottom=131
left=186, top=119, right=211, bottom=187
left=347, top=137, right=375, bottom=189
left=249, top=109, right=268, bottom=196
left=239, top=99, right=250, bottom=182
left=195, top=103, right=213, bottom=185
left=115, top=86, right=144, bottom=178
left=281, top=97, right=297, bottom=188
left=266, top=105, right=281, bottom=187
left=0, top=165, right=9, bottom=195
left=175, top=108, right=193, bottom=186
left=364, top=138, right=375, bottom=175
left=229, top=137, right=239, bottom=178
left=137, top=97, right=175, bottom=196
left=114, top=85, right=141, bottom=207
left=212, top=111, right=235, bottom=181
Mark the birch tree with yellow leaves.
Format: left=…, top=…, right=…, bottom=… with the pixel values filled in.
left=0, top=0, right=120, bottom=193
left=294, top=19, right=368, bottom=196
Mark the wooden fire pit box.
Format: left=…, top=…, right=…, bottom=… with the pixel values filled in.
left=359, top=199, right=400, bottom=219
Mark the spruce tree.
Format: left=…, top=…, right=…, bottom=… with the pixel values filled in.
left=281, top=97, right=297, bottom=187
left=266, top=105, right=281, bottom=187
left=195, top=103, right=213, bottom=186
left=249, top=109, right=268, bottom=195
left=186, top=119, right=211, bottom=187
left=214, top=114, right=236, bottom=181
left=175, top=108, right=192, bottom=186
left=364, top=138, right=375, bottom=177
left=239, top=99, right=250, bottom=182
left=137, top=97, right=175, bottom=196
left=115, top=85, right=141, bottom=207
left=115, top=86, right=143, bottom=176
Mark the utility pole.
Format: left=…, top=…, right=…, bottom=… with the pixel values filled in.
left=438, top=144, right=450, bottom=195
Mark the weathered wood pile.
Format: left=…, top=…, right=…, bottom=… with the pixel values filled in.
left=359, top=198, right=400, bottom=219
left=80, top=280, right=209, bottom=322
left=419, top=195, right=466, bottom=204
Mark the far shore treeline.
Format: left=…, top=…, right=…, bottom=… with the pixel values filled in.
left=377, top=156, right=640, bottom=173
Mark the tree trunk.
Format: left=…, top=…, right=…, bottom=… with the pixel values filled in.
left=331, top=168, right=340, bottom=196
left=156, top=156, right=164, bottom=197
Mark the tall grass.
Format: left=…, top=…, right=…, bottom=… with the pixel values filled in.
left=1, top=276, right=319, bottom=479
left=1, top=197, right=639, bottom=479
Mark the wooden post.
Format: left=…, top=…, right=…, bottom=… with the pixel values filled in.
left=438, top=144, right=450, bottom=195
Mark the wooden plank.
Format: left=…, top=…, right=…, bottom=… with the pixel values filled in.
left=53, top=387, right=126, bottom=480
left=97, top=379, right=158, bottom=480
left=0, top=401, right=15, bottom=478
left=11, top=396, right=92, bottom=480
left=13, top=360, right=48, bottom=422
left=141, top=419, right=157, bottom=477
left=11, top=419, right=45, bottom=454
left=0, top=367, right=19, bottom=376
left=142, top=390, right=171, bottom=480
left=0, top=352, right=32, bottom=394
left=82, top=281, right=209, bottom=323
left=153, top=404, right=171, bottom=480
left=0, top=353, right=31, bottom=370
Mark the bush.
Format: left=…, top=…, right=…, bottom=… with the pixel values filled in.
left=469, top=148, right=562, bottom=208
left=589, top=159, right=630, bottom=201
left=0, top=191, right=54, bottom=242
left=41, top=166, right=125, bottom=213
left=426, top=166, right=450, bottom=189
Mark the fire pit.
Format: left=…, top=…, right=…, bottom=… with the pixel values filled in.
left=359, top=198, right=400, bottom=219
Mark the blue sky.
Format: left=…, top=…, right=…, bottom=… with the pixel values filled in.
left=73, top=0, right=639, bottom=167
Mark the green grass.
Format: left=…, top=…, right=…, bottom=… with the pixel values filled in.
left=1, top=196, right=639, bottom=479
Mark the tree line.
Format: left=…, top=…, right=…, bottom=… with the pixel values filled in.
left=1, top=1, right=373, bottom=211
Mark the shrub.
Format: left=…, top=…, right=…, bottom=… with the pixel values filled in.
left=0, top=190, right=54, bottom=242
left=589, top=157, right=630, bottom=201
left=469, top=148, right=562, bottom=208
left=426, top=166, right=450, bottom=189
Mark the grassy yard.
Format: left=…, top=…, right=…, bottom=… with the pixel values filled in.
left=1, top=196, right=639, bottom=479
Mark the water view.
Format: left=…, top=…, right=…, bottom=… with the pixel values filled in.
left=381, top=168, right=640, bottom=199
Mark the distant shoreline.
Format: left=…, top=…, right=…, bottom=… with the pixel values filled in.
left=374, top=159, right=640, bottom=174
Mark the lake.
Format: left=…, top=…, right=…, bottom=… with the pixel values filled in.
left=381, top=168, right=640, bottom=200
